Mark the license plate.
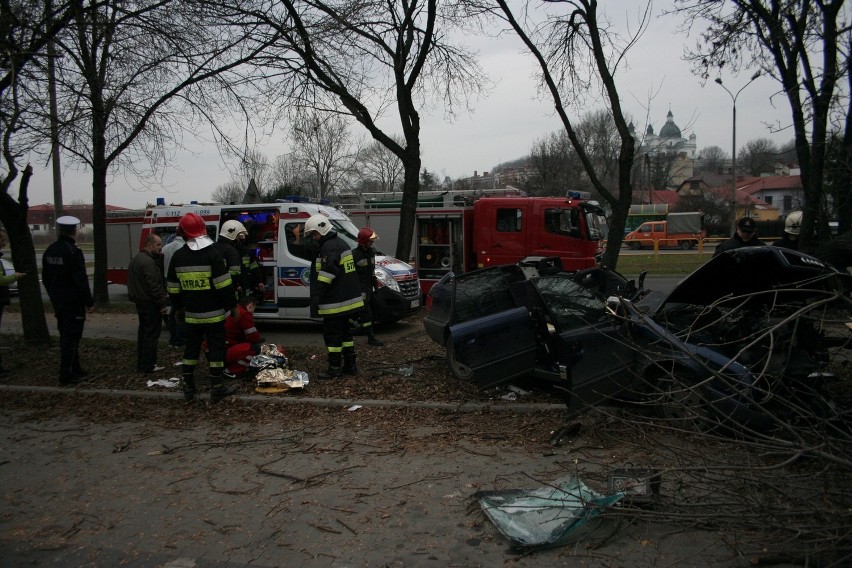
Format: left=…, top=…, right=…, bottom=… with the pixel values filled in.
left=411, top=299, right=420, bottom=308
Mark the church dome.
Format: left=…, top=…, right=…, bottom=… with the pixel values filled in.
left=659, top=109, right=682, bottom=139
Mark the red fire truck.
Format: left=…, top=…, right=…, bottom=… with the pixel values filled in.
left=106, top=198, right=421, bottom=323
left=341, top=188, right=607, bottom=293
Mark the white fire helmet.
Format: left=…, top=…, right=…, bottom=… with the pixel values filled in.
left=220, top=220, right=248, bottom=241
left=304, top=214, right=332, bottom=236
left=785, top=211, right=803, bottom=235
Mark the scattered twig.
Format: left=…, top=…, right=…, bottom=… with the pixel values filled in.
left=336, top=518, right=357, bottom=535
left=308, top=522, right=341, bottom=534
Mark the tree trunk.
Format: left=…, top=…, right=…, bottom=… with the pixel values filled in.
left=91, top=165, right=110, bottom=307
left=395, top=152, right=421, bottom=264
left=0, top=168, right=51, bottom=345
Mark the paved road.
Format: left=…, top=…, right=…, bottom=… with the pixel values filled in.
left=5, top=277, right=682, bottom=345
left=1, top=310, right=422, bottom=348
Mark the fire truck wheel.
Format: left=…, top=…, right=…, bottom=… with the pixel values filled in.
left=446, top=342, right=473, bottom=381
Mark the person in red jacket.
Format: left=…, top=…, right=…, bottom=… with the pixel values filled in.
left=225, top=296, right=265, bottom=376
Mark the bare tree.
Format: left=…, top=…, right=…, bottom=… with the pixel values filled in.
left=289, top=111, right=357, bottom=199
left=266, top=153, right=307, bottom=199
left=33, top=0, right=273, bottom=305
left=355, top=137, right=405, bottom=194
left=528, top=131, right=573, bottom=196
left=696, top=145, right=728, bottom=174
left=528, top=109, right=619, bottom=198
left=645, top=151, right=692, bottom=190
left=0, top=0, right=88, bottom=345
left=674, top=0, right=850, bottom=246
left=213, top=0, right=486, bottom=262
left=226, top=148, right=272, bottom=197
left=739, top=137, right=779, bottom=176
left=210, top=180, right=245, bottom=204
left=484, top=0, right=650, bottom=269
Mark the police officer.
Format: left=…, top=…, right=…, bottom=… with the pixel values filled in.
left=714, top=217, right=767, bottom=257
left=352, top=227, right=384, bottom=346
left=304, top=213, right=364, bottom=378
left=42, top=216, right=94, bottom=385
left=166, top=212, right=237, bottom=402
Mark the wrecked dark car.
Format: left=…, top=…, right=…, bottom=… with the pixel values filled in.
left=423, top=248, right=851, bottom=430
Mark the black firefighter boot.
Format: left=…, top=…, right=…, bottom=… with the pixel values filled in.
left=367, top=329, right=384, bottom=347
left=319, top=352, right=343, bottom=379
left=181, top=372, right=197, bottom=402
left=342, top=350, right=358, bottom=376
left=210, top=371, right=238, bottom=402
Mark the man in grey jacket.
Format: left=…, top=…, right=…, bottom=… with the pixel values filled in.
left=128, top=234, right=168, bottom=373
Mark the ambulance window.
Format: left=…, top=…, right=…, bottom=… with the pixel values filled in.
left=496, top=208, right=522, bottom=232
left=153, top=227, right=177, bottom=244
left=285, top=223, right=312, bottom=262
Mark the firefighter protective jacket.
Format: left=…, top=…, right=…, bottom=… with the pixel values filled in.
left=239, top=244, right=264, bottom=291
left=214, top=238, right=242, bottom=294
left=309, top=232, right=364, bottom=318
left=352, top=244, right=378, bottom=292
left=166, top=243, right=235, bottom=324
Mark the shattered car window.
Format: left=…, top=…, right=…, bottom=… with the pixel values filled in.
left=453, top=267, right=518, bottom=324
left=532, top=275, right=608, bottom=331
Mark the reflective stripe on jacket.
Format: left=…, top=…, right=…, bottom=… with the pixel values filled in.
left=166, top=244, right=235, bottom=324
left=309, top=233, right=364, bottom=318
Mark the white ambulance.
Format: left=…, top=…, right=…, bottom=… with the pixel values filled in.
left=106, top=197, right=421, bottom=323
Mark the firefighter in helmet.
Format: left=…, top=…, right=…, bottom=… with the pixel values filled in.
left=304, top=213, right=364, bottom=378
left=215, top=220, right=249, bottom=299
left=166, top=212, right=237, bottom=402
left=352, top=227, right=384, bottom=346
left=774, top=210, right=802, bottom=251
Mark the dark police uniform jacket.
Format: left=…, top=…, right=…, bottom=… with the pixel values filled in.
left=42, top=235, right=94, bottom=311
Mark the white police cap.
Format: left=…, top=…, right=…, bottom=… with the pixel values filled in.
left=56, top=215, right=81, bottom=226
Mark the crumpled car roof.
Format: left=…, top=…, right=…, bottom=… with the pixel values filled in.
left=660, top=246, right=843, bottom=309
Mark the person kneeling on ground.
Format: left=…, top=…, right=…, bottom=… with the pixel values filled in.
left=224, top=295, right=270, bottom=376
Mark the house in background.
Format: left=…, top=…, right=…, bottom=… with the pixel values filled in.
left=737, top=175, right=805, bottom=219
left=28, top=203, right=131, bottom=236
left=705, top=187, right=780, bottom=222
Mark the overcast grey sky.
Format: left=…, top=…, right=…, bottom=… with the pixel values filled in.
left=23, top=1, right=799, bottom=209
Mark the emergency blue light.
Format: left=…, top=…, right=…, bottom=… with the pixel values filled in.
left=566, top=191, right=591, bottom=200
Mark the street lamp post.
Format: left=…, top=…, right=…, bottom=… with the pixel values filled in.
left=715, top=71, right=761, bottom=236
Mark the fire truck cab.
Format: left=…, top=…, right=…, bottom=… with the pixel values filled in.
left=106, top=198, right=421, bottom=323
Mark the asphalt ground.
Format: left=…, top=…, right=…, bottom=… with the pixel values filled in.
left=0, top=407, right=748, bottom=568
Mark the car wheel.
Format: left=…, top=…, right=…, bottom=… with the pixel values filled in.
left=446, top=341, right=473, bottom=381
left=654, top=368, right=713, bottom=431
left=629, top=241, right=641, bottom=250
